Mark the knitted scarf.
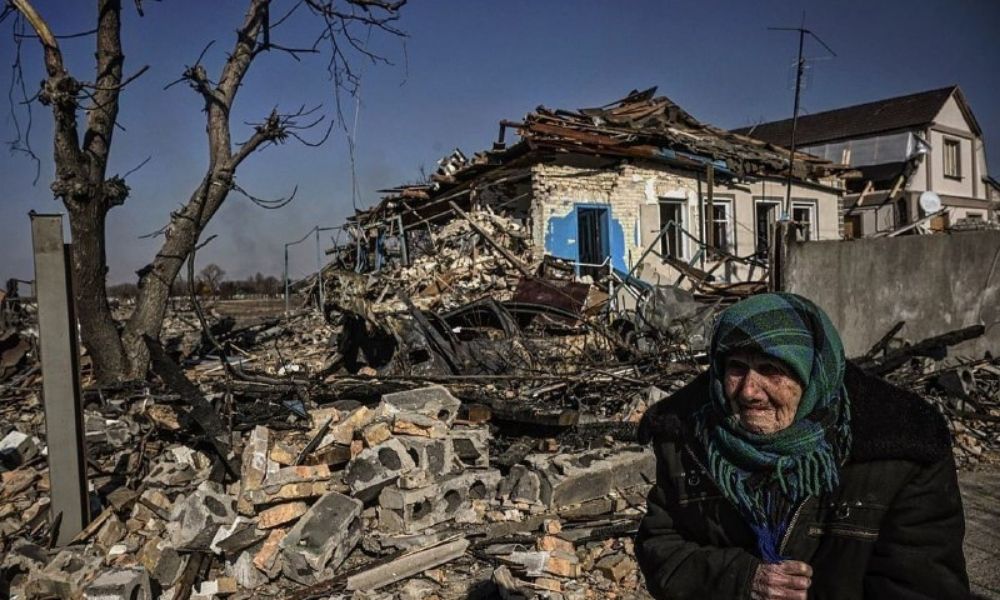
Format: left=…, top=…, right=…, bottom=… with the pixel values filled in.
left=694, top=293, right=851, bottom=563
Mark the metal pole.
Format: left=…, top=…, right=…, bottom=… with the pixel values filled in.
left=30, top=213, right=89, bottom=545
left=783, top=26, right=806, bottom=221
left=769, top=18, right=836, bottom=221
left=706, top=163, right=715, bottom=249
left=315, top=226, right=324, bottom=311
left=283, top=243, right=290, bottom=314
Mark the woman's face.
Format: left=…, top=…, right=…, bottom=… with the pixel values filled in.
left=722, top=350, right=804, bottom=434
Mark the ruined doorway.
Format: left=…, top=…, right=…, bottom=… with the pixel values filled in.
left=576, top=206, right=610, bottom=279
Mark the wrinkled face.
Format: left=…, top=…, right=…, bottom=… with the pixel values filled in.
left=722, top=350, right=804, bottom=435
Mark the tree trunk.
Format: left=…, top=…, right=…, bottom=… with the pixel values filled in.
left=122, top=175, right=230, bottom=379
left=67, top=201, right=129, bottom=383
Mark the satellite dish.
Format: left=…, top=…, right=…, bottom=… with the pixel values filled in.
left=919, top=191, right=942, bottom=214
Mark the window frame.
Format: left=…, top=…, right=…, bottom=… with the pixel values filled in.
left=703, top=196, right=735, bottom=253
left=754, top=197, right=782, bottom=256
left=791, top=199, right=818, bottom=241
left=657, top=198, right=688, bottom=260
left=943, top=138, right=962, bottom=180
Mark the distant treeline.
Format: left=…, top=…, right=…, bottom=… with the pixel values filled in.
left=108, top=268, right=282, bottom=299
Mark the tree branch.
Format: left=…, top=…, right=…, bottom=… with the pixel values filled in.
left=10, top=0, right=89, bottom=202
left=82, top=0, right=125, bottom=179
left=9, top=0, right=59, bottom=55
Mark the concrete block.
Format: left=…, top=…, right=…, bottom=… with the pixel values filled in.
left=498, top=465, right=542, bottom=505
left=210, top=516, right=265, bottom=556
left=382, top=385, right=461, bottom=426
left=280, top=491, right=363, bottom=584
left=0, top=430, right=38, bottom=466
left=138, top=537, right=187, bottom=586
left=449, top=428, right=490, bottom=468
left=166, top=481, right=236, bottom=550
left=83, top=567, right=152, bottom=600
left=344, top=437, right=416, bottom=502
left=27, top=548, right=102, bottom=598
left=378, top=469, right=500, bottom=534
left=399, top=436, right=455, bottom=481
left=524, top=447, right=654, bottom=508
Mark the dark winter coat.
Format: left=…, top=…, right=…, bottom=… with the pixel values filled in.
left=635, top=363, right=970, bottom=599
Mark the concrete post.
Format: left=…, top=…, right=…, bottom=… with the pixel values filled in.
left=30, top=213, right=90, bottom=544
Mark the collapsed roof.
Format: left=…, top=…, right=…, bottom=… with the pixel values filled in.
left=354, top=87, right=845, bottom=229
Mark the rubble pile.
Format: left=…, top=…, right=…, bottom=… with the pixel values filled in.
left=0, top=357, right=676, bottom=599
left=0, top=290, right=37, bottom=387
left=855, top=322, right=1000, bottom=468
left=371, top=209, right=534, bottom=313
left=3, top=232, right=1000, bottom=599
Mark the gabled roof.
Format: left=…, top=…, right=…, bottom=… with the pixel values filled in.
left=734, top=85, right=982, bottom=147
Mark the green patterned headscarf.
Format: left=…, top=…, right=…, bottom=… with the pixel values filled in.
left=694, top=292, right=851, bottom=563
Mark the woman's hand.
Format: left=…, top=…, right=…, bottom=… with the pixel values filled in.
left=750, top=560, right=813, bottom=600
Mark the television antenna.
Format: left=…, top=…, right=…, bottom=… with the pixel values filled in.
left=768, top=14, right=837, bottom=220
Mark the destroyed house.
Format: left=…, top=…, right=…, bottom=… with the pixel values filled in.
left=735, top=85, right=994, bottom=237
left=350, top=88, right=847, bottom=291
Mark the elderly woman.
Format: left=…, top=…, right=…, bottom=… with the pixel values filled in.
left=636, top=293, right=969, bottom=599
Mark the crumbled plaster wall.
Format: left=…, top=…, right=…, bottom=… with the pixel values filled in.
left=530, top=159, right=843, bottom=286
left=530, top=161, right=698, bottom=276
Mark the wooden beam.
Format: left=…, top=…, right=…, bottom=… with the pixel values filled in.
left=448, top=201, right=532, bottom=276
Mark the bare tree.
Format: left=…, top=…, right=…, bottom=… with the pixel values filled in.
left=199, top=264, right=226, bottom=296
left=5, top=0, right=405, bottom=383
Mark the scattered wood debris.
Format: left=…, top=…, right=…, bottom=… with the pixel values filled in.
left=1, top=221, right=998, bottom=599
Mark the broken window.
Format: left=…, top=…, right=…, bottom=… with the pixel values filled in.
left=755, top=199, right=781, bottom=256
left=944, top=138, right=962, bottom=179
left=576, top=206, right=609, bottom=278
left=702, top=198, right=733, bottom=252
left=658, top=200, right=686, bottom=258
left=791, top=200, right=816, bottom=241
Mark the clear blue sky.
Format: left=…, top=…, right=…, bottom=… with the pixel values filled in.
left=2, top=0, right=998, bottom=285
